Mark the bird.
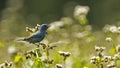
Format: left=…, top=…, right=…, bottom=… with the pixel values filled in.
left=17, top=24, right=50, bottom=44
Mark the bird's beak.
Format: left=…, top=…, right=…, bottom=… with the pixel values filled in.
left=47, top=24, right=50, bottom=28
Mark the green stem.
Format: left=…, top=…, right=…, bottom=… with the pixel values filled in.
left=63, top=57, right=67, bottom=68
left=46, top=46, right=50, bottom=68
left=46, top=46, right=49, bottom=60
left=100, top=63, right=103, bottom=68
left=112, top=41, right=117, bottom=54
left=64, top=60, right=66, bottom=68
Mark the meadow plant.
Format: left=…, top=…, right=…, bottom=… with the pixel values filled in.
left=90, top=25, right=120, bottom=68
left=0, top=61, right=12, bottom=68
left=23, top=25, right=55, bottom=68
left=74, top=5, right=89, bottom=25
left=56, top=64, right=64, bottom=68
left=10, top=24, right=72, bottom=68
left=58, top=51, right=71, bottom=68
left=90, top=45, right=120, bottom=68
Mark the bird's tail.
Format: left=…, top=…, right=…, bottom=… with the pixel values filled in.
left=15, top=37, right=26, bottom=41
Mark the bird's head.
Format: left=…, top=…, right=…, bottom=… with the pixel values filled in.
left=40, top=24, right=50, bottom=31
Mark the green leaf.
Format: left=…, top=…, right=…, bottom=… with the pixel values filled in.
left=34, top=48, right=42, bottom=57
left=14, top=55, right=24, bottom=63
left=33, top=58, right=46, bottom=68
left=78, top=17, right=88, bottom=25
left=109, top=48, right=116, bottom=55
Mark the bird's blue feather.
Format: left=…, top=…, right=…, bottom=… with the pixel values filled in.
left=23, top=24, right=49, bottom=43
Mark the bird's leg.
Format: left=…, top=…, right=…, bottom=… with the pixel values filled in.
left=39, top=42, right=47, bottom=49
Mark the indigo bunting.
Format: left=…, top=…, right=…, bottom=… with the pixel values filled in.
left=18, top=24, right=50, bottom=43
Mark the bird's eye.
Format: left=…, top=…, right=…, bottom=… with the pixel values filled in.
left=44, top=25, right=47, bottom=27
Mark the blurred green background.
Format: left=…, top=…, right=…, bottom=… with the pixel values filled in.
left=0, top=0, right=120, bottom=40
left=0, top=0, right=120, bottom=68
left=1, top=0, right=120, bottom=26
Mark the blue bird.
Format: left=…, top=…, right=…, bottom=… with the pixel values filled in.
left=18, top=24, right=50, bottom=44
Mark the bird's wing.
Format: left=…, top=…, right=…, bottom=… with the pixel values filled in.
left=24, top=31, right=42, bottom=40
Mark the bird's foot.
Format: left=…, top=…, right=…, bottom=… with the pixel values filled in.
left=33, top=43, right=40, bottom=47
left=39, top=43, right=47, bottom=49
